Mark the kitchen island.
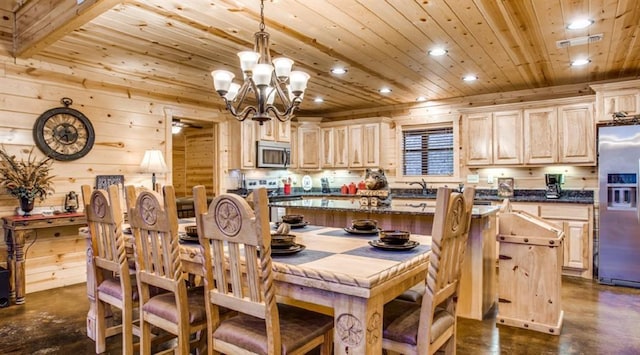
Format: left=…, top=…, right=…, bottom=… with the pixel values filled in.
left=270, top=198, right=499, bottom=320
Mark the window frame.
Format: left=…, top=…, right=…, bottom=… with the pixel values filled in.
left=396, top=121, right=460, bottom=182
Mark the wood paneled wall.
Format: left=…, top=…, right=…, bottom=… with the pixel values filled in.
left=172, top=126, right=216, bottom=197
left=0, top=54, right=228, bottom=218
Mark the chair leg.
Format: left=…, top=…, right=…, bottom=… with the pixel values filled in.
left=95, top=300, right=107, bottom=353
left=122, top=301, right=134, bottom=355
left=140, top=316, right=152, bottom=355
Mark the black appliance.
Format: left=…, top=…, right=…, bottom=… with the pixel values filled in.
left=321, top=178, right=331, bottom=193
left=0, top=266, right=9, bottom=308
left=545, top=173, right=562, bottom=199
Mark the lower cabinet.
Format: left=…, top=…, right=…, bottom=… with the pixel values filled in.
left=506, top=202, right=593, bottom=279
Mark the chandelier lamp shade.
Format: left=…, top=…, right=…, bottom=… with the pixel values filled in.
left=211, top=0, right=310, bottom=125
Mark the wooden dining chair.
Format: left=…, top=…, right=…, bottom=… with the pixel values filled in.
left=193, top=185, right=334, bottom=355
left=82, top=184, right=139, bottom=354
left=382, top=187, right=475, bottom=355
left=128, top=185, right=208, bottom=354
left=395, top=187, right=476, bottom=305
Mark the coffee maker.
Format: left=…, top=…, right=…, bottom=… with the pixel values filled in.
left=545, top=174, right=563, bottom=199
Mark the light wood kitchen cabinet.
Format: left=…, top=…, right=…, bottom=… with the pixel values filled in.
left=349, top=123, right=381, bottom=168
left=289, top=124, right=298, bottom=169
left=333, top=126, right=349, bottom=168
left=298, top=125, right=321, bottom=169
left=504, top=202, right=593, bottom=279
left=258, top=119, right=291, bottom=142
left=602, top=90, right=639, bottom=119
left=465, top=113, right=493, bottom=165
left=524, top=107, right=558, bottom=164
left=523, top=102, right=595, bottom=165
left=465, top=110, right=522, bottom=166
left=493, top=110, right=523, bottom=164
left=558, top=103, right=595, bottom=164
left=320, top=127, right=334, bottom=168
left=229, top=120, right=257, bottom=169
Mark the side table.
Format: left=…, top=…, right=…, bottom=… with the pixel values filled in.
left=2, top=212, right=86, bottom=305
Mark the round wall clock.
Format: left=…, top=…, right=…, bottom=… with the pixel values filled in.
left=33, top=97, right=95, bottom=161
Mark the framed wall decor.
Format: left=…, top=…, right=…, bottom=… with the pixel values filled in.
left=497, top=177, right=514, bottom=198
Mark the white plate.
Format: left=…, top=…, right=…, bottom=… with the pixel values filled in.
left=302, top=175, right=312, bottom=191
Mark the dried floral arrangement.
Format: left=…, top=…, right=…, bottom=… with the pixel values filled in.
left=0, top=146, right=55, bottom=202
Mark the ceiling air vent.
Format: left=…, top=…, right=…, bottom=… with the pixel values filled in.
left=556, top=33, right=604, bottom=48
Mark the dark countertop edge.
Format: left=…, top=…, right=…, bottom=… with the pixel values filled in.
left=273, top=190, right=594, bottom=205
left=268, top=201, right=499, bottom=218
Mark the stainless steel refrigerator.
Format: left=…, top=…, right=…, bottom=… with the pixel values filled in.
left=598, top=124, right=640, bottom=287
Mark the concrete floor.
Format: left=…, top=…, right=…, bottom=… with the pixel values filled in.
left=0, top=276, right=639, bottom=354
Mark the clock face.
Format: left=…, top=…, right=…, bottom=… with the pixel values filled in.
left=33, top=106, right=95, bottom=161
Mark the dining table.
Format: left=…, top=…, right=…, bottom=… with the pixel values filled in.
left=84, top=221, right=432, bottom=355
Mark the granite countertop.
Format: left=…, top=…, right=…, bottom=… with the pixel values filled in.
left=266, top=188, right=594, bottom=205
left=269, top=199, right=499, bottom=218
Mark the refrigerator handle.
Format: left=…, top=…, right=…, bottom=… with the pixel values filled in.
left=638, top=159, right=640, bottom=223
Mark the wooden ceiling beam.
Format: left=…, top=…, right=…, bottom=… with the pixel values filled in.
left=13, top=0, right=124, bottom=58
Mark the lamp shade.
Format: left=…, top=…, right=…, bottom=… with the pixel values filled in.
left=140, top=149, right=168, bottom=173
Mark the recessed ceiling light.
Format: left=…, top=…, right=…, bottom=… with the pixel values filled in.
left=379, top=87, right=392, bottom=94
left=428, top=48, right=447, bottom=56
left=314, top=97, right=324, bottom=103
left=416, top=96, right=427, bottom=102
left=462, top=75, right=478, bottom=82
left=330, top=67, right=348, bottom=75
left=571, top=58, right=591, bottom=66
left=567, top=19, right=594, bottom=30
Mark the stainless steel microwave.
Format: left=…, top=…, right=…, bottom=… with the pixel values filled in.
left=256, top=141, right=291, bottom=168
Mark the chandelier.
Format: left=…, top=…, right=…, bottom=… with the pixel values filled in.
left=211, top=0, right=310, bottom=125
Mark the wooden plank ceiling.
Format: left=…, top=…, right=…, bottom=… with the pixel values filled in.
left=3, top=0, right=640, bottom=117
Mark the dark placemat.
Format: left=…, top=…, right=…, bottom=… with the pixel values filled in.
left=318, top=229, right=379, bottom=239
left=288, top=224, right=326, bottom=233
left=344, top=244, right=431, bottom=262
left=271, top=248, right=333, bottom=265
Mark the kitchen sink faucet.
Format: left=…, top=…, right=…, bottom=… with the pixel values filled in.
left=407, top=179, right=428, bottom=195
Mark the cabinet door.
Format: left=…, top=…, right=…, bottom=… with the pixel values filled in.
left=320, top=128, right=334, bottom=168
left=276, top=120, right=291, bottom=142
left=289, top=125, right=298, bottom=168
left=362, top=123, right=380, bottom=167
left=258, top=120, right=276, bottom=141
left=258, top=120, right=291, bottom=142
left=465, top=113, right=493, bottom=165
left=334, top=126, right=349, bottom=168
left=492, top=110, right=523, bottom=165
left=241, top=120, right=256, bottom=168
left=562, top=220, right=589, bottom=270
left=524, top=107, right=558, bottom=164
left=298, top=126, right=320, bottom=169
left=348, top=125, right=364, bottom=167
left=558, top=103, right=595, bottom=164
left=603, top=91, right=639, bottom=119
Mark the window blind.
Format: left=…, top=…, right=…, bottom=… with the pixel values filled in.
left=402, top=127, right=453, bottom=176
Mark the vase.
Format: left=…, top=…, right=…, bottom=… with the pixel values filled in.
left=19, top=197, right=35, bottom=216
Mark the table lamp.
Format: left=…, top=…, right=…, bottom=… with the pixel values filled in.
left=139, top=149, right=168, bottom=191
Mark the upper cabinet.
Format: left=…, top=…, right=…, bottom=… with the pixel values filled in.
left=258, top=119, right=291, bottom=142
left=465, top=110, right=522, bottom=166
left=524, top=107, right=557, bottom=164
left=592, top=80, right=640, bottom=122
left=348, top=123, right=381, bottom=168
left=289, top=124, right=298, bottom=169
left=297, top=124, right=321, bottom=169
left=464, top=99, right=595, bottom=167
left=318, top=118, right=390, bottom=170
left=228, top=120, right=257, bottom=169
left=557, top=103, right=595, bottom=164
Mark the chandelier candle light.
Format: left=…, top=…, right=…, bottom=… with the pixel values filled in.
left=211, top=0, right=310, bottom=125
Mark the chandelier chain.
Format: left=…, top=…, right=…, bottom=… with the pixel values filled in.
left=259, top=0, right=265, bottom=32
